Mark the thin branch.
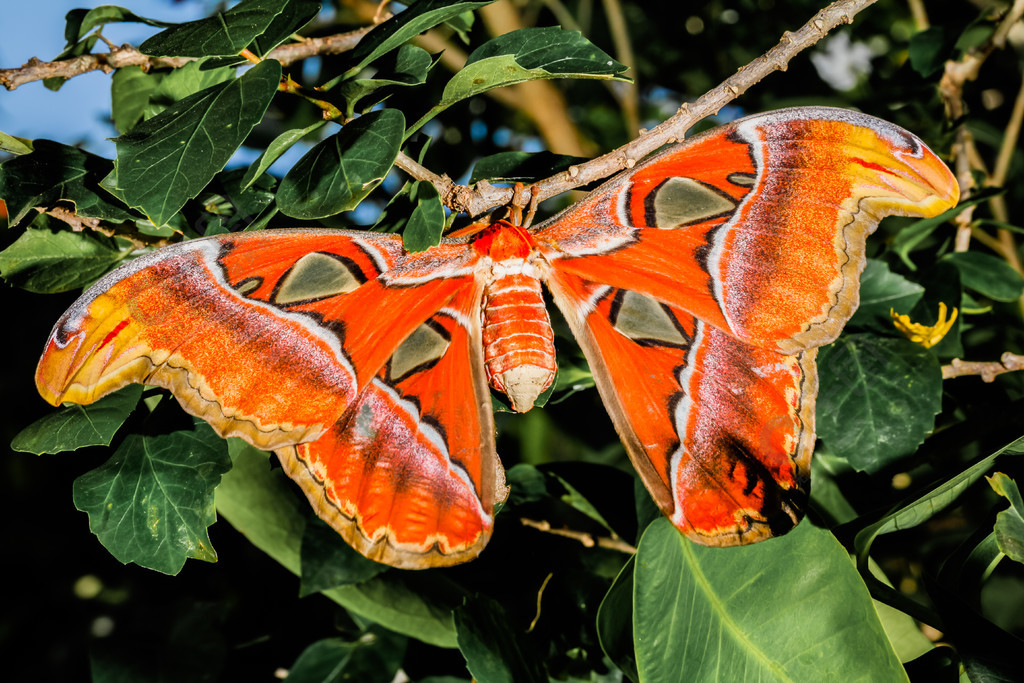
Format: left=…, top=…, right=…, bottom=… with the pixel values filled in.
left=520, top=518, right=637, bottom=554
left=42, top=206, right=176, bottom=249
left=942, top=353, right=1024, bottom=382
left=433, top=0, right=879, bottom=217
left=0, top=28, right=373, bottom=91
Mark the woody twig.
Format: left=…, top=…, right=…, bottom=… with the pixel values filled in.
left=942, top=353, right=1024, bottom=382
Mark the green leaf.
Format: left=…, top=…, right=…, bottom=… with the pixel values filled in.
left=248, top=0, right=321, bottom=57
left=214, top=441, right=460, bottom=648
left=139, top=0, right=285, bottom=57
left=634, top=519, right=906, bottom=682
left=344, top=0, right=496, bottom=76
left=0, top=226, right=127, bottom=293
left=0, top=130, right=33, bottom=155
left=848, top=259, right=925, bottom=327
left=62, top=5, right=172, bottom=47
left=299, top=518, right=388, bottom=596
left=73, top=420, right=232, bottom=575
left=988, top=473, right=1024, bottom=563
left=241, top=120, right=328, bottom=190
left=110, top=59, right=281, bottom=226
left=284, top=628, right=406, bottom=683
left=277, top=109, right=404, bottom=219
left=373, top=180, right=445, bottom=252
left=11, top=386, right=143, bottom=454
left=469, top=151, right=586, bottom=184
left=817, top=334, right=942, bottom=473
left=0, top=140, right=138, bottom=226
left=854, top=435, right=1024, bottom=556
left=111, top=66, right=164, bottom=133
left=336, top=44, right=434, bottom=115
left=141, top=60, right=238, bottom=120
left=596, top=556, right=638, bottom=682
left=941, top=251, right=1024, bottom=302
left=419, top=27, right=627, bottom=134
left=908, top=26, right=950, bottom=77
left=454, top=595, right=547, bottom=683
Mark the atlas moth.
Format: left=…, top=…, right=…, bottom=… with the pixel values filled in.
left=37, top=107, right=959, bottom=568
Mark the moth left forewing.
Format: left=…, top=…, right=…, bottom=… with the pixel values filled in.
left=276, top=277, right=503, bottom=569
left=544, top=268, right=816, bottom=545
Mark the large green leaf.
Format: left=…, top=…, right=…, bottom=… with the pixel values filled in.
left=139, top=0, right=285, bottom=57
left=214, top=441, right=460, bottom=648
left=816, top=334, right=942, bottom=473
left=249, top=0, right=321, bottom=57
left=109, top=59, right=281, bottom=226
left=633, top=520, right=906, bottom=682
left=11, top=386, right=143, bottom=454
left=344, top=0, right=496, bottom=76
left=276, top=109, right=405, bottom=219
left=72, top=420, right=232, bottom=575
left=62, top=5, right=172, bottom=47
left=0, top=140, right=138, bottom=226
left=0, top=226, right=128, bottom=293
left=940, top=251, right=1024, bottom=302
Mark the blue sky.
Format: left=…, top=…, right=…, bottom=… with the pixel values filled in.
left=0, top=1, right=206, bottom=156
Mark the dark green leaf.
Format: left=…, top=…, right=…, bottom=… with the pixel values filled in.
left=469, top=151, right=586, bottom=184
left=854, top=435, right=1024, bottom=557
left=0, top=140, right=138, bottom=226
left=989, top=473, right=1024, bottom=563
left=139, top=0, right=285, bottom=57
left=889, top=191, right=998, bottom=269
left=596, top=556, right=638, bottom=683
left=11, top=386, right=143, bottom=454
left=73, top=420, right=232, bottom=575
left=111, top=66, right=164, bottom=133
left=373, top=180, right=444, bottom=251
left=455, top=595, right=547, bottom=683
left=62, top=5, right=172, bottom=47
left=848, top=258, right=925, bottom=327
left=955, top=24, right=995, bottom=51
left=908, top=26, right=950, bottom=77
left=634, top=519, right=905, bottom=681
left=817, top=334, right=942, bottom=473
left=344, top=0, right=496, bottom=76
left=284, top=628, right=405, bottom=683
left=248, top=0, right=321, bottom=57
left=439, top=27, right=627, bottom=108
left=299, top=518, right=388, bottom=596
left=941, top=251, right=1024, bottom=302
left=141, top=60, right=238, bottom=120
left=277, top=109, right=404, bottom=219
left=110, top=59, right=281, bottom=225
left=335, top=44, right=434, bottom=115
left=0, top=226, right=127, bottom=293
left=241, top=120, right=327, bottom=190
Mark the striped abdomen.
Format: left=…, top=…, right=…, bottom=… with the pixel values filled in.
left=481, top=267, right=556, bottom=412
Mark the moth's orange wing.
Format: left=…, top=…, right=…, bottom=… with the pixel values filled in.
left=36, top=229, right=500, bottom=567
left=536, top=107, right=959, bottom=353
left=545, top=274, right=815, bottom=543
left=276, top=283, right=504, bottom=568
left=537, top=107, right=958, bottom=544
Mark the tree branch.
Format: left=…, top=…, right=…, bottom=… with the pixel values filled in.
left=942, top=353, right=1024, bottom=382
left=429, top=0, right=880, bottom=217
left=0, top=28, right=374, bottom=91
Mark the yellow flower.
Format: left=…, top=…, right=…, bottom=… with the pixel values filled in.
left=891, top=302, right=958, bottom=349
